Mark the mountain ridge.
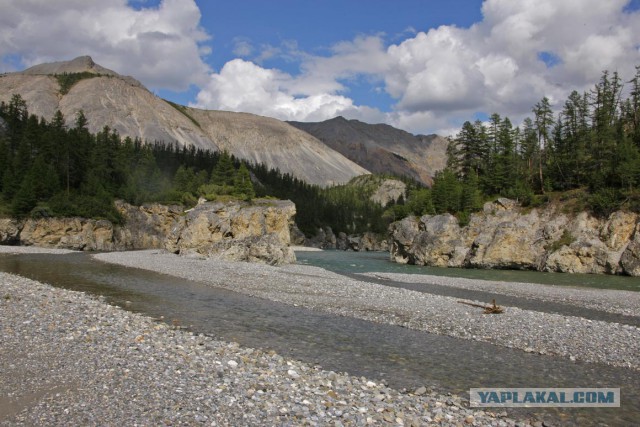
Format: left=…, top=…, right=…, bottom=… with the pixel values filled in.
left=1, top=56, right=448, bottom=187
left=0, top=56, right=368, bottom=186
left=288, top=116, right=448, bottom=186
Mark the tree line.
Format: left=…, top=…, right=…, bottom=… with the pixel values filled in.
left=0, top=95, right=390, bottom=236
left=385, top=67, right=640, bottom=223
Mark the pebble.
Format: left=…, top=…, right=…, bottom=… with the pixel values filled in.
left=91, top=250, right=640, bottom=370
left=0, top=272, right=531, bottom=426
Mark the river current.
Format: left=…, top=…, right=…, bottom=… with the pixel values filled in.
left=0, top=250, right=638, bottom=426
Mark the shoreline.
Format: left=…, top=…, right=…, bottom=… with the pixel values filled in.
left=0, top=272, right=524, bottom=426
left=93, top=250, right=640, bottom=371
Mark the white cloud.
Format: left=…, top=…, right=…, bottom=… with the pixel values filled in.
left=3, top=0, right=639, bottom=135
left=0, top=0, right=211, bottom=91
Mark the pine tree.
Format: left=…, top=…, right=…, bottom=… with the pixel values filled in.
left=233, top=163, right=255, bottom=200
left=211, top=151, right=236, bottom=186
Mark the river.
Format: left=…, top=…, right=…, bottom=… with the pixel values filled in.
left=0, top=250, right=638, bottom=426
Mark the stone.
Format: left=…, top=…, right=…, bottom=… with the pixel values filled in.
left=413, top=386, right=427, bottom=396
left=5, top=199, right=297, bottom=265
left=0, top=218, right=21, bottom=245
left=389, top=197, right=640, bottom=276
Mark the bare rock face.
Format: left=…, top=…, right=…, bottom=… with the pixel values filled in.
left=0, top=219, right=21, bottom=244
left=370, top=179, right=406, bottom=206
left=19, top=218, right=116, bottom=251
left=166, top=199, right=296, bottom=265
left=114, top=202, right=185, bottom=250
left=288, top=116, right=448, bottom=186
left=3, top=199, right=297, bottom=265
left=389, top=199, right=640, bottom=276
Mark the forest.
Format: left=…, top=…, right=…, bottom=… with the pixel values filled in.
left=2, top=66, right=639, bottom=237
left=0, top=94, right=388, bottom=235
left=385, top=66, right=640, bottom=224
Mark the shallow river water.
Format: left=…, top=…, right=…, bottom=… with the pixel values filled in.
left=0, top=251, right=638, bottom=426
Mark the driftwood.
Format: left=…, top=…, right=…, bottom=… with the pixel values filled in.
left=458, top=298, right=504, bottom=314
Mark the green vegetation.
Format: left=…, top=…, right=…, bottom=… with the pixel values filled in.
left=55, top=72, right=100, bottom=95
left=0, top=95, right=388, bottom=236
left=165, top=100, right=201, bottom=128
left=441, top=66, right=640, bottom=219
left=546, top=229, right=576, bottom=253
left=0, top=95, right=256, bottom=222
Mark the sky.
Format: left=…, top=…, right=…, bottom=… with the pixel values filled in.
left=1, top=0, right=639, bottom=136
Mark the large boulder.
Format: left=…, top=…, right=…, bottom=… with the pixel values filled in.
left=167, top=199, right=296, bottom=265
left=389, top=216, right=421, bottom=264
left=410, top=214, right=466, bottom=267
left=0, top=219, right=21, bottom=245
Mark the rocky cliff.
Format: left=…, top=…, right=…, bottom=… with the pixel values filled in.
left=389, top=198, right=640, bottom=276
left=0, top=199, right=296, bottom=265
left=0, top=56, right=368, bottom=187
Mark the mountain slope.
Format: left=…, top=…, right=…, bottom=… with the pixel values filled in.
left=0, top=56, right=368, bottom=186
left=288, top=116, right=448, bottom=186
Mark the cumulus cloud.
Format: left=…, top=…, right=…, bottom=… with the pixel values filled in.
left=384, top=0, right=640, bottom=131
left=3, top=0, right=639, bottom=134
left=0, top=0, right=211, bottom=91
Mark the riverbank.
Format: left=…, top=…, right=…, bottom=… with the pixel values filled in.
left=94, top=250, right=640, bottom=371
left=1, top=272, right=526, bottom=426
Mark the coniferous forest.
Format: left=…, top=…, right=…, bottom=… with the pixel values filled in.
left=383, top=67, right=640, bottom=225
left=0, top=94, right=388, bottom=235
left=2, top=67, right=639, bottom=236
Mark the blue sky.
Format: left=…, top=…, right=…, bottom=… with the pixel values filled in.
left=158, top=0, right=484, bottom=111
left=1, top=0, right=639, bottom=135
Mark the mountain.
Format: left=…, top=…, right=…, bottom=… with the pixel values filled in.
left=288, top=116, right=448, bottom=186
left=0, top=56, right=368, bottom=187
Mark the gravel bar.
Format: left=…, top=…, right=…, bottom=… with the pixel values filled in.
left=94, top=251, right=640, bottom=371
left=0, top=245, right=77, bottom=255
left=1, top=272, right=527, bottom=426
left=359, top=272, right=640, bottom=317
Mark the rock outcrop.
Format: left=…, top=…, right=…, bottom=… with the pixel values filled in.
left=389, top=198, right=640, bottom=276
left=300, top=226, right=388, bottom=252
left=0, top=199, right=296, bottom=265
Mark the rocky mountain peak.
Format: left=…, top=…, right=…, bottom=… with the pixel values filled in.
left=18, top=55, right=144, bottom=88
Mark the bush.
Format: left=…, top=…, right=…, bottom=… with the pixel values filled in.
left=588, top=188, right=620, bottom=217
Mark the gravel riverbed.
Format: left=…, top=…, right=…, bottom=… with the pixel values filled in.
left=359, top=272, right=640, bottom=317
left=93, top=251, right=640, bottom=371
left=1, top=272, right=525, bottom=426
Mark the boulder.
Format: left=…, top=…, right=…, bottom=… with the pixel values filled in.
left=168, top=199, right=296, bottom=265
left=409, top=214, right=465, bottom=267
left=389, top=216, right=420, bottom=264
left=0, top=218, right=21, bottom=244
